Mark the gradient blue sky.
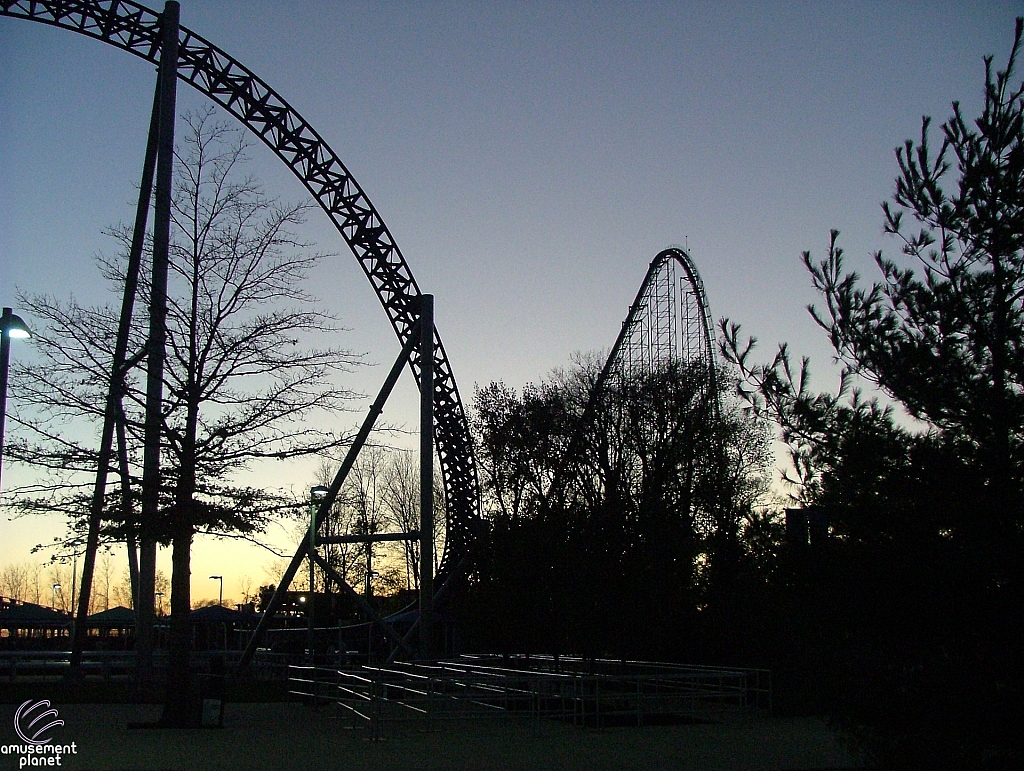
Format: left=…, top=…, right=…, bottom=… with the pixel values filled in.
left=1, top=1, right=1018, bottom=601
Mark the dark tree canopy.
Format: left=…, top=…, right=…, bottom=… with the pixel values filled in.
left=804, top=21, right=1024, bottom=527
left=721, top=20, right=1024, bottom=771
left=465, top=356, right=773, bottom=658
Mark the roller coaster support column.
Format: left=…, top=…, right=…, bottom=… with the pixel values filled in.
left=138, top=0, right=179, bottom=679
left=419, top=295, right=435, bottom=660
left=236, top=329, right=421, bottom=672
left=68, top=74, right=162, bottom=678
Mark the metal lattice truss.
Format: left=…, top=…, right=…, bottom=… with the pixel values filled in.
left=609, top=248, right=717, bottom=398
left=545, top=247, right=717, bottom=504
left=1, top=0, right=482, bottom=578
left=615, top=248, right=716, bottom=387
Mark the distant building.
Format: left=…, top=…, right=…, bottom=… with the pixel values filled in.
left=0, top=596, right=71, bottom=649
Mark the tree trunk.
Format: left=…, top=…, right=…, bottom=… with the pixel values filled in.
left=162, top=523, right=194, bottom=726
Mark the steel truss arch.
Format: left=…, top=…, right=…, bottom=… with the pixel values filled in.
left=0, top=0, right=481, bottom=578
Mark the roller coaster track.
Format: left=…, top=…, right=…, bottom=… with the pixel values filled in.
left=0, top=0, right=482, bottom=578
left=608, top=247, right=717, bottom=401
left=547, top=247, right=717, bottom=503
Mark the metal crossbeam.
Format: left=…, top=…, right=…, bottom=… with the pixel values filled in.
left=237, top=329, right=419, bottom=670
left=306, top=551, right=415, bottom=658
left=319, top=531, right=419, bottom=545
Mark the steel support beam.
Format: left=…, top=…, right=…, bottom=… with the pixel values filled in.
left=69, top=72, right=162, bottom=677
left=236, top=326, right=419, bottom=672
left=385, top=552, right=466, bottom=665
left=307, top=550, right=415, bottom=658
left=137, top=0, right=179, bottom=678
left=319, top=531, right=420, bottom=545
left=418, top=295, right=434, bottom=660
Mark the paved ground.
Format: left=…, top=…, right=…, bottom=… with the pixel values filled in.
left=0, top=701, right=863, bottom=771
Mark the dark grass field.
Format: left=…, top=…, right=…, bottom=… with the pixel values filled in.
left=0, top=700, right=864, bottom=771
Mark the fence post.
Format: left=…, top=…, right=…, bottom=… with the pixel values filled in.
left=426, top=674, right=434, bottom=733
left=636, top=675, right=642, bottom=727
left=369, top=667, right=384, bottom=741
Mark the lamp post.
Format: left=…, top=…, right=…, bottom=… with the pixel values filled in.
left=0, top=307, right=32, bottom=493
left=309, top=485, right=329, bottom=588
left=365, top=568, right=379, bottom=658
left=209, top=575, right=223, bottom=606
left=52, top=583, right=61, bottom=610
left=307, top=485, right=329, bottom=660
left=155, top=591, right=165, bottom=616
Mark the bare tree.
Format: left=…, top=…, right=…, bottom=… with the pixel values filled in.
left=29, top=562, right=43, bottom=605
left=335, top=449, right=389, bottom=596
left=0, top=563, right=29, bottom=601
left=7, top=109, right=360, bottom=725
left=110, top=565, right=166, bottom=611
left=154, top=570, right=169, bottom=616
left=381, top=450, right=445, bottom=589
left=383, top=450, right=420, bottom=590
left=311, top=459, right=363, bottom=591
left=237, top=574, right=254, bottom=604
left=111, top=568, right=134, bottom=610
left=97, top=551, right=114, bottom=612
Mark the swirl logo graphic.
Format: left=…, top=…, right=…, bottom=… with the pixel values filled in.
left=14, top=700, right=64, bottom=745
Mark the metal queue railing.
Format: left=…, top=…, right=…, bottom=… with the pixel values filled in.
left=0, top=649, right=300, bottom=681
left=456, top=655, right=773, bottom=717
left=287, top=655, right=772, bottom=738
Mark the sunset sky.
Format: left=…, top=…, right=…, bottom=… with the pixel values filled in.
left=0, top=1, right=1016, bottom=603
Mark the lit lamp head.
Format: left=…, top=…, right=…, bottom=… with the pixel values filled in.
left=5, top=322, right=29, bottom=340
left=2, top=308, right=31, bottom=340
left=1, top=308, right=33, bottom=490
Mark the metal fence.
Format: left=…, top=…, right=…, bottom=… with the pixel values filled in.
left=460, top=654, right=773, bottom=718
left=0, top=649, right=295, bottom=681
left=287, top=655, right=771, bottom=738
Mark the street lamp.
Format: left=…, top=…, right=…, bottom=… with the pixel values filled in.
left=365, top=569, right=380, bottom=658
left=365, top=569, right=379, bottom=601
left=0, top=307, right=32, bottom=493
left=308, top=485, right=329, bottom=592
left=209, top=575, right=223, bottom=606
left=51, top=583, right=61, bottom=610
left=307, top=485, right=329, bottom=661
left=155, top=591, right=165, bottom=616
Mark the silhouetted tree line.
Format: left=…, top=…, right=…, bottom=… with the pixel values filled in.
left=459, top=357, right=773, bottom=660
left=461, top=21, right=1024, bottom=770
